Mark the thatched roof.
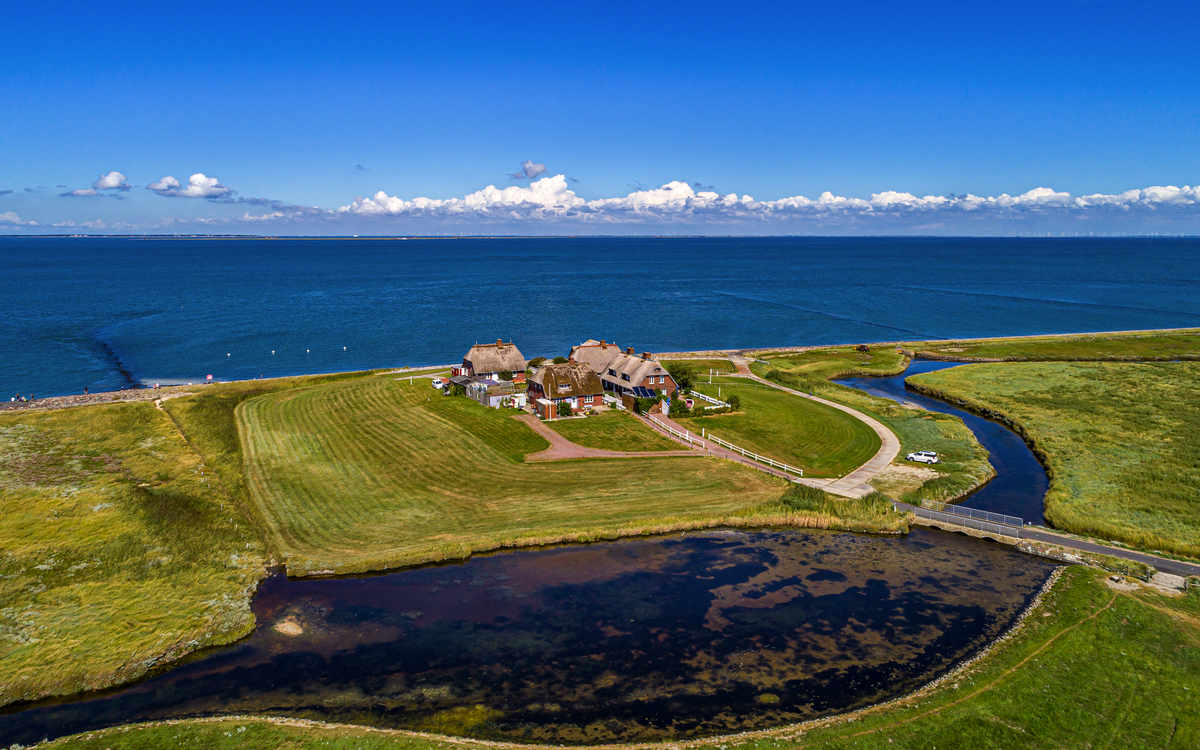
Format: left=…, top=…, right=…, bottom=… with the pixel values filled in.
left=463, top=340, right=526, bottom=374
left=530, top=362, right=603, bottom=398
left=568, top=340, right=673, bottom=390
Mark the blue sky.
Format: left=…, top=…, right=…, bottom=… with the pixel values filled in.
left=2, top=1, right=1198, bottom=235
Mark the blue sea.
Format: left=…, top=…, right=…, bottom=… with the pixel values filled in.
left=3, top=236, right=1199, bottom=398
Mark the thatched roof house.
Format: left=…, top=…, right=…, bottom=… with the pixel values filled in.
left=527, top=362, right=604, bottom=407
left=567, top=340, right=678, bottom=397
left=462, top=339, right=526, bottom=379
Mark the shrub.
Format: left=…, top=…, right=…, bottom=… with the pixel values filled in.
left=557, top=401, right=572, bottom=418
left=664, top=361, right=696, bottom=390
left=552, top=356, right=568, bottom=364
left=668, top=397, right=691, bottom=418
left=727, top=394, right=741, bottom=410
left=498, top=370, right=513, bottom=381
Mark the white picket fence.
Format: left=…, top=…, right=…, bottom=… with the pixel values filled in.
left=687, top=389, right=729, bottom=409
left=705, top=432, right=804, bottom=476
left=647, top=415, right=705, bottom=447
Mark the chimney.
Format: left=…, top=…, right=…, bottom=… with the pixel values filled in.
left=600, top=340, right=606, bottom=349
left=496, top=339, right=503, bottom=346
left=642, top=351, right=651, bottom=360
left=626, top=346, right=634, bottom=355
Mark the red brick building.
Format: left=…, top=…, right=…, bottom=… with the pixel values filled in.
left=567, top=340, right=678, bottom=398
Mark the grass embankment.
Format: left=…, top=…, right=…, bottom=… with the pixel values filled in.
left=669, top=357, right=737, bottom=374
left=0, top=402, right=265, bottom=708
left=755, top=345, right=910, bottom=379
left=676, top=377, right=881, bottom=478
left=239, top=374, right=806, bottom=575
left=46, top=567, right=1200, bottom=750
left=754, top=366, right=993, bottom=503
left=910, top=361, right=1200, bottom=559
left=907, top=327, right=1200, bottom=362
left=546, top=409, right=680, bottom=451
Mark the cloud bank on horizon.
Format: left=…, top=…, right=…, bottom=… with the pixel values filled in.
left=333, top=175, right=1200, bottom=227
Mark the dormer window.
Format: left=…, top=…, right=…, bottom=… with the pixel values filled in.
left=621, top=373, right=630, bottom=381
left=608, top=369, right=616, bottom=376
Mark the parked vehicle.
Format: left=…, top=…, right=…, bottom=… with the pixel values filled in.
left=906, top=450, right=939, bottom=464
left=431, top=378, right=445, bottom=388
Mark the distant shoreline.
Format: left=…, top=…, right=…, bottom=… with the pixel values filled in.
left=4, top=326, right=1197, bottom=412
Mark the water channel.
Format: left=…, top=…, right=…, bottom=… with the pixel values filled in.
left=0, top=362, right=1056, bottom=746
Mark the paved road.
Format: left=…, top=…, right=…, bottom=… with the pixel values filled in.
left=894, top=501, right=1200, bottom=578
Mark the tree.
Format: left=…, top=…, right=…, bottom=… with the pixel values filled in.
left=498, top=370, right=513, bottom=381
left=668, top=396, right=691, bottom=418
left=552, top=356, right=568, bottom=364
left=727, top=394, right=741, bottom=410
left=557, top=401, right=572, bottom=418
left=664, top=361, right=695, bottom=390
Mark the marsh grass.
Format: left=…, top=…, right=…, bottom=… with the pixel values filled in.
left=546, top=410, right=680, bottom=451
left=677, top=377, right=881, bottom=477
left=0, top=402, right=265, bottom=707
left=44, top=567, right=1200, bottom=750
left=910, top=361, right=1200, bottom=558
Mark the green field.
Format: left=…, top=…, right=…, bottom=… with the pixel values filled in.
left=910, top=361, right=1200, bottom=558
left=754, top=345, right=909, bottom=380
left=669, top=357, right=737, bottom=374
left=46, top=568, right=1200, bottom=750
left=546, top=409, right=679, bottom=451
left=238, top=374, right=794, bottom=574
left=676, top=377, right=881, bottom=477
left=0, top=402, right=265, bottom=707
left=908, top=328, right=1200, bottom=362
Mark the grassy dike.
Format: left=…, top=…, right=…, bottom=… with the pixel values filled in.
left=909, top=361, right=1200, bottom=559
left=905, top=327, right=1200, bottom=362
left=44, top=567, right=1200, bottom=750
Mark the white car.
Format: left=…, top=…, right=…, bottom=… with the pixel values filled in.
left=431, top=378, right=445, bottom=388
left=906, top=450, right=940, bottom=464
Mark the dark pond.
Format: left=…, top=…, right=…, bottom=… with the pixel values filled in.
left=0, top=528, right=1054, bottom=746
left=835, top=360, right=1049, bottom=525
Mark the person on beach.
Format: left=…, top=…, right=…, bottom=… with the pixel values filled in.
left=84, top=386, right=88, bottom=395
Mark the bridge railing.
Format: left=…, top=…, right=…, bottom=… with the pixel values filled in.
left=915, top=507, right=1021, bottom=540
left=921, top=500, right=1023, bottom=528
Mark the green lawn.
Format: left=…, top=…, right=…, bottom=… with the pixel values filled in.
left=909, top=361, right=1200, bottom=559
left=755, top=345, right=909, bottom=379
left=238, top=374, right=792, bottom=575
left=760, top=369, right=995, bottom=503
left=546, top=409, right=680, bottom=451
left=46, top=568, right=1200, bottom=750
left=670, top=357, right=737, bottom=374
left=676, top=377, right=881, bottom=477
left=907, top=328, right=1200, bottom=362
left=0, top=402, right=265, bottom=707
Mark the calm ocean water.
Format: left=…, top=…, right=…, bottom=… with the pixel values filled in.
left=3, top=236, right=1199, bottom=398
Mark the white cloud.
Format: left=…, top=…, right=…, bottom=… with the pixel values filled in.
left=0, top=211, right=35, bottom=226
left=92, top=171, right=131, bottom=190
left=147, top=173, right=233, bottom=198
left=62, top=188, right=101, bottom=197
left=337, top=176, right=1200, bottom=227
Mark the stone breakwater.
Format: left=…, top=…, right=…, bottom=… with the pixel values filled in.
left=0, top=385, right=198, bottom=413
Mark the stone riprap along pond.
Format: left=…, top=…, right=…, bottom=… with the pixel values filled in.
left=0, top=528, right=1055, bottom=746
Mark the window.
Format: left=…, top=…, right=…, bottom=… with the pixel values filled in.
left=658, top=376, right=665, bottom=384
left=621, top=373, right=630, bottom=381
left=608, top=369, right=616, bottom=376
